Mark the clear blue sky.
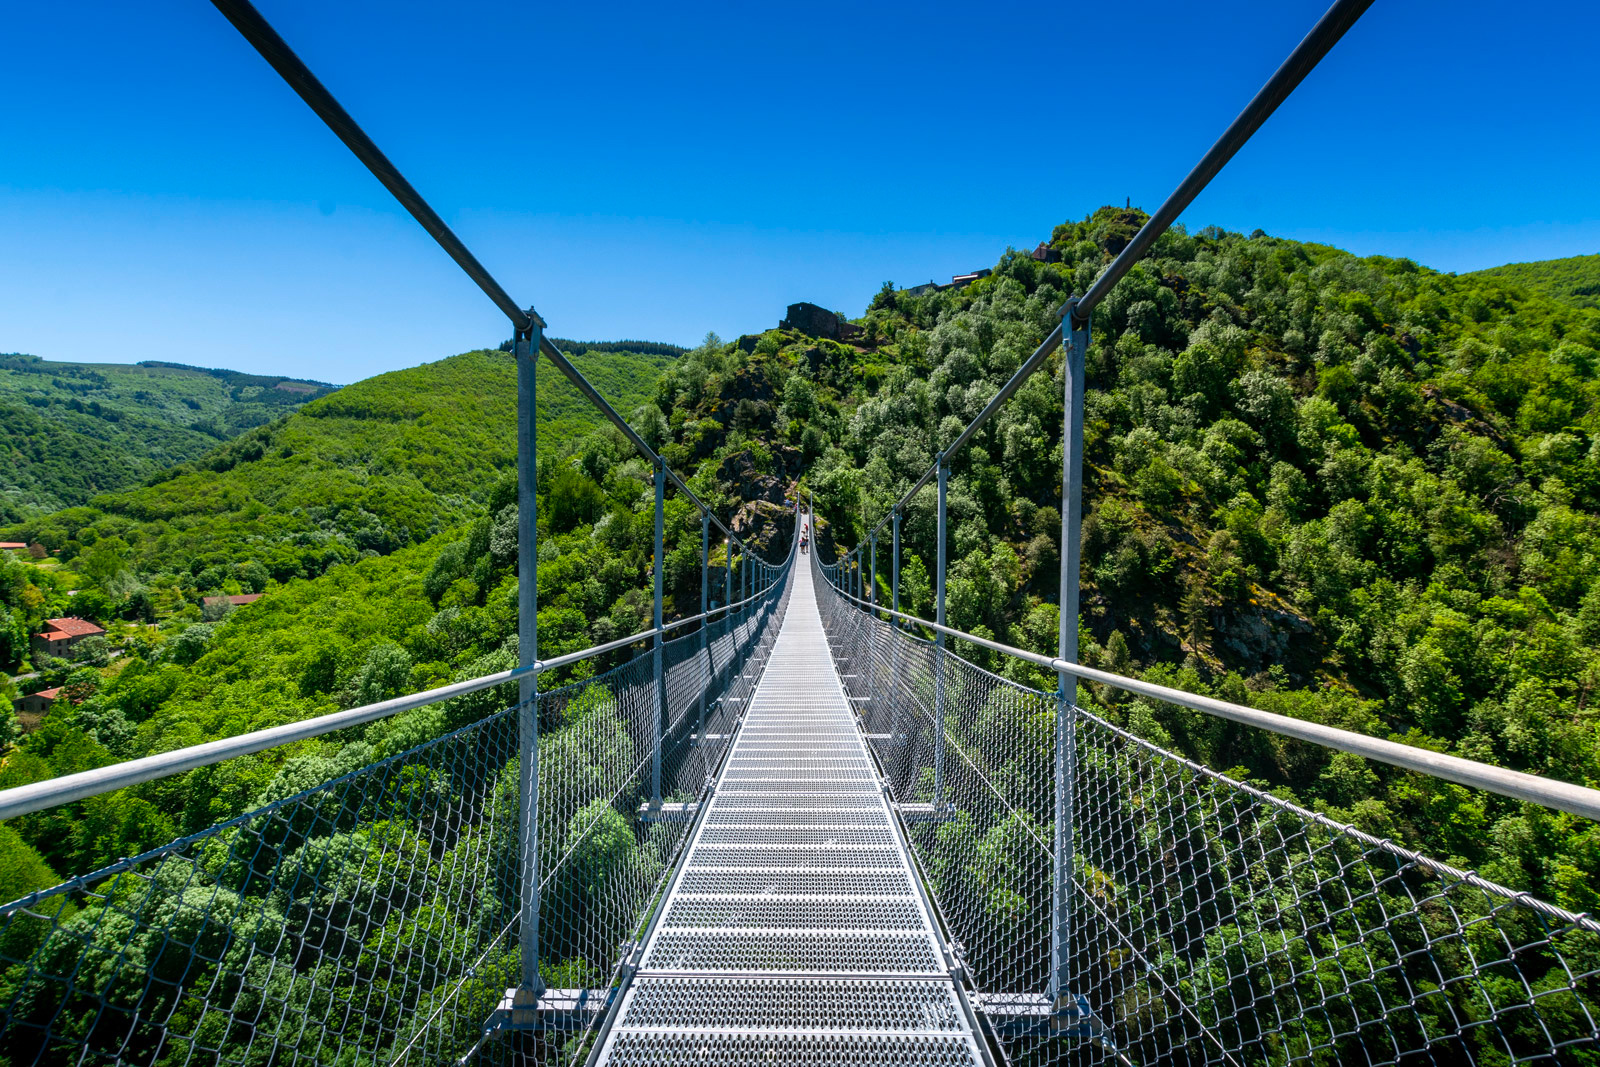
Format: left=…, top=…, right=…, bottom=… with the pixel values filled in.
left=3, top=0, right=1596, bottom=384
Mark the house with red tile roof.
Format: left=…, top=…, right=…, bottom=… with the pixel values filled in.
left=31, top=616, right=106, bottom=659
left=201, top=593, right=264, bottom=609
left=16, top=687, right=63, bottom=718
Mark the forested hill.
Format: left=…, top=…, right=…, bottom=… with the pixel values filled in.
left=1466, top=252, right=1600, bottom=311
left=4, top=211, right=1600, bottom=923
left=0, top=339, right=712, bottom=884
left=3, top=345, right=676, bottom=583
left=0, top=354, right=336, bottom=521
left=779, top=211, right=1600, bottom=909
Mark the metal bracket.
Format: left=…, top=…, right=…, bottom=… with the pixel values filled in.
left=972, top=992, right=1106, bottom=1040
left=895, top=801, right=958, bottom=824
left=487, top=987, right=612, bottom=1032
left=689, top=732, right=730, bottom=747
left=637, top=800, right=699, bottom=824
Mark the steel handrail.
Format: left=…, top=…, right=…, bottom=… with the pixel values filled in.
left=0, top=668, right=523, bottom=821
left=818, top=576, right=1600, bottom=824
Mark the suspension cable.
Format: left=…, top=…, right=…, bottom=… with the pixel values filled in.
left=207, top=0, right=773, bottom=553
left=858, top=0, right=1374, bottom=544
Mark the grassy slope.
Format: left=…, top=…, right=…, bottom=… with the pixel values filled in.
left=0, top=354, right=336, bottom=519
left=5, top=346, right=675, bottom=576
left=1466, top=252, right=1600, bottom=310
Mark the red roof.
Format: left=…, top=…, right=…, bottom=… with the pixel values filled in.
left=0, top=542, right=25, bottom=550
left=41, top=617, right=104, bottom=638
left=34, top=687, right=62, bottom=701
left=202, top=594, right=264, bottom=608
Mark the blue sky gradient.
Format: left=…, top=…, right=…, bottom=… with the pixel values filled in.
left=3, top=0, right=1596, bottom=383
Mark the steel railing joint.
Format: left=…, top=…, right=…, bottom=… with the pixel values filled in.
left=516, top=306, right=547, bottom=336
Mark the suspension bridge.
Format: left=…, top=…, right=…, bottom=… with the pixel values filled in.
left=2, top=0, right=1598, bottom=1063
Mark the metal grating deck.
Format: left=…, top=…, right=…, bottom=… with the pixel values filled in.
left=595, top=556, right=984, bottom=1065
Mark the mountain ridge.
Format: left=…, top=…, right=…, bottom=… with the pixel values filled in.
left=1464, top=251, right=1600, bottom=310
left=0, top=352, right=339, bottom=520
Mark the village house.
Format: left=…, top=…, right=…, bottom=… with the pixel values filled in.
left=16, top=687, right=63, bottom=718
left=201, top=593, right=264, bottom=609
left=31, top=616, right=106, bottom=660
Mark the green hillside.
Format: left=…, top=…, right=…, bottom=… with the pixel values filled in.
left=6, top=217, right=1600, bottom=1065
left=532, top=341, right=680, bottom=445
left=3, top=345, right=677, bottom=585
left=4, top=212, right=1600, bottom=932
left=0, top=354, right=337, bottom=521
left=1466, top=252, right=1600, bottom=310
left=0, top=338, right=722, bottom=880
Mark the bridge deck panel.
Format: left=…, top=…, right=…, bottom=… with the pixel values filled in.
left=594, top=559, right=982, bottom=1066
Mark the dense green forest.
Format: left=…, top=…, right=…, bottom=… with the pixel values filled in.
left=0, top=339, right=758, bottom=880
left=5, top=221, right=1600, bottom=900
left=1, top=217, right=1598, bottom=1062
left=0, top=354, right=337, bottom=521
left=1, top=345, right=680, bottom=610
left=793, top=215, right=1600, bottom=915
left=1468, top=252, right=1600, bottom=311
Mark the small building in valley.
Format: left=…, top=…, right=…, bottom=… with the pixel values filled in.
left=202, top=593, right=264, bottom=609
left=16, top=694, right=61, bottom=716
left=31, top=617, right=105, bottom=659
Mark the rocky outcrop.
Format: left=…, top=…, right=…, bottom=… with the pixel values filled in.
left=1208, top=598, right=1317, bottom=676
left=732, top=499, right=795, bottom=560
left=718, top=444, right=802, bottom=504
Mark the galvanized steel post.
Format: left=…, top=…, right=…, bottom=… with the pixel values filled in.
left=697, top=512, right=709, bottom=746
left=1052, top=300, right=1089, bottom=1002
left=891, top=511, right=901, bottom=618
left=514, top=311, right=545, bottom=999
left=869, top=533, right=878, bottom=612
left=889, top=509, right=905, bottom=777
left=934, top=456, right=948, bottom=808
left=650, top=461, right=666, bottom=809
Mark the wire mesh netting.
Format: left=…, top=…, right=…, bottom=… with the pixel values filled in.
left=814, top=553, right=1600, bottom=1066
left=0, top=566, right=792, bottom=1067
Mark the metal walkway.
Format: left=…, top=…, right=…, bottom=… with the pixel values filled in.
left=595, top=553, right=986, bottom=1065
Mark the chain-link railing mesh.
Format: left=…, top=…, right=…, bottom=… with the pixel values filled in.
left=814, top=553, right=1600, bottom=1066
left=0, top=566, right=792, bottom=1067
